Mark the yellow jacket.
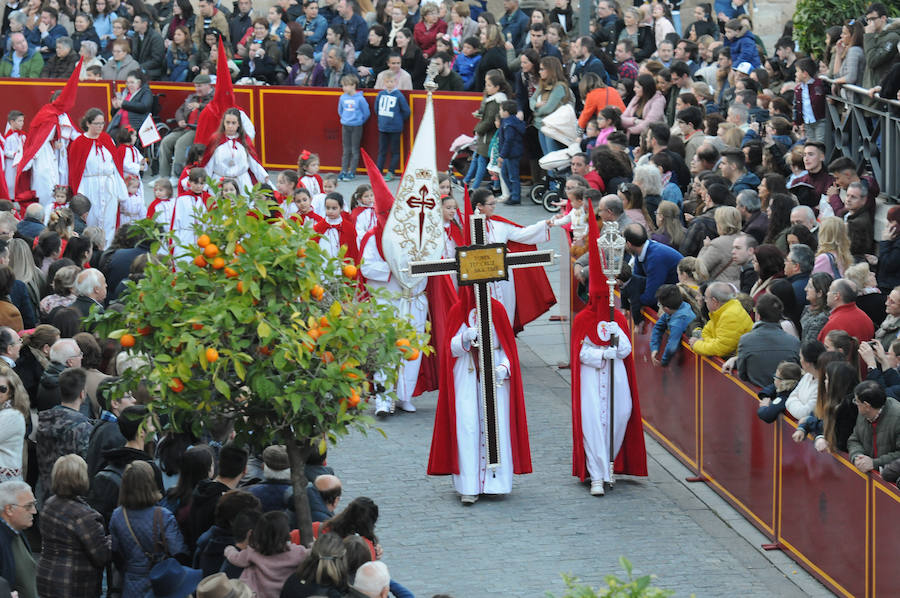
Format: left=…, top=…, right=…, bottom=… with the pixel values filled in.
left=692, top=298, right=753, bottom=357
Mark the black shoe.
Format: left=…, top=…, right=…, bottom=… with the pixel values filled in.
left=505, top=200, right=521, bottom=205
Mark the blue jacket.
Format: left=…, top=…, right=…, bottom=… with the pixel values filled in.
left=650, top=301, right=696, bottom=365
left=731, top=170, right=760, bottom=194
left=454, top=53, right=482, bottom=90
left=725, top=31, right=760, bottom=69
left=297, top=14, right=329, bottom=50
left=497, top=114, right=525, bottom=159
left=714, top=0, right=746, bottom=20
left=27, top=23, right=68, bottom=52
left=632, top=241, right=683, bottom=307
left=499, top=8, right=529, bottom=50
left=338, top=90, right=370, bottom=126
left=375, top=89, right=410, bottom=133
left=333, top=13, right=367, bottom=51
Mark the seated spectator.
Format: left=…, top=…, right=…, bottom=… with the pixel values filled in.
left=650, top=284, right=697, bottom=367
left=101, top=38, right=140, bottom=80
left=844, top=262, right=886, bottom=328
left=785, top=340, right=828, bottom=420
left=697, top=206, right=742, bottom=286
left=793, top=360, right=859, bottom=453
left=736, top=189, right=767, bottom=244
left=847, top=381, right=900, bottom=478
left=620, top=223, right=683, bottom=321
left=281, top=532, right=348, bottom=596
left=36, top=367, right=91, bottom=502
left=688, top=281, right=753, bottom=357
left=0, top=33, right=44, bottom=78
left=36, top=454, right=111, bottom=598
left=15, top=204, right=45, bottom=246
left=800, top=272, right=833, bottom=344
left=40, top=35, right=79, bottom=78
left=756, top=361, right=802, bottom=423
left=307, top=473, right=342, bottom=523
left=784, top=243, right=813, bottom=309
left=748, top=244, right=785, bottom=301
left=876, top=286, right=900, bottom=349
left=723, top=293, right=801, bottom=387
left=859, top=339, right=900, bottom=399
left=818, top=278, right=875, bottom=343
left=0, top=480, right=38, bottom=598
left=193, top=490, right=261, bottom=577
left=87, top=404, right=163, bottom=524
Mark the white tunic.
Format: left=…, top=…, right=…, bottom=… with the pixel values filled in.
left=450, top=311, right=515, bottom=496
left=119, top=190, right=146, bottom=226
left=205, top=136, right=269, bottom=194
left=78, top=141, right=129, bottom=248
left=354, top=205, right=377, bottom=245
left=3, top=131, right=24, bottom=197
left=442, top=221, right=459, bottom=289
left=360, top=234, right=428, bottom=406
left=483, top=217, right=551, bottom=327
left=578, top=321, right=633, bottom=484
left=300, top=174, right=322, bottom=196
left=318, top=216, right=344, bottom=258
left=121, top=145, right=145, bottom=178
left=154, top=195, right=203, bottom=259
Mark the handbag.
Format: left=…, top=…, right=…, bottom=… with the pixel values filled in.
left=123, top=507, right=171, bottom=568
left=540, top=101, right=579, bottom=146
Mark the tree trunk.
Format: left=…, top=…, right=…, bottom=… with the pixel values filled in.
left=286, top=435, right=314, bottom=547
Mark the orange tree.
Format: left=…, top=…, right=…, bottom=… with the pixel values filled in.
left=90, top=187, right=424, bottom=546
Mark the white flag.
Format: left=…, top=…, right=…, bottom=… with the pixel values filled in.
left=138, top=114, right=161, bottom=146
left=382, top=94, right=444, bottom=289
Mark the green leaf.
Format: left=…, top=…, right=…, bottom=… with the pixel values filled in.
left=213, top=376, right=231, bottom=398
left=255, top=261, right=267, bottom=279
left=257, top=320, right=272, bottom=340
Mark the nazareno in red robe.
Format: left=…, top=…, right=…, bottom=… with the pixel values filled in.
left=427, top=287, right=532, bottom=476
left=569, top=199, right=647, bottom=481
left=488, top=214, right=557, bottom=334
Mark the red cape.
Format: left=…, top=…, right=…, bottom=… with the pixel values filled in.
left=194, top=39, right=234, bottom=147
left=489, top=214, right=557, bottom=334
left=314, top=212, right=359, bottom=264
left=427, top=293, right=532, bottom=476
left=67, top=133, right=125, bottom=194
left=570, top=308, right=647, bottom=480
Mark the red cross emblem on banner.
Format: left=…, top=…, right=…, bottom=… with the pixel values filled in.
left=406, top=185, right=435, bottom=245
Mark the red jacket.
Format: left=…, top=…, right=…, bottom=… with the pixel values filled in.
left=817, top=302, right=875, bottom=343
left=413, top=19, right=447, bottom=58
left=793, top=77, right=827, bottom=125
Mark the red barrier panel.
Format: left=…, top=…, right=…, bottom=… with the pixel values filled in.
left=872, top=477, right=900, bottom=597
left=0, top=79, right=112, bottom=125
left=1, top=79, right=481, bottom=174
left=699, top=357, right=777, bottom=537
left=778, top=418, right=868, bottom=598
left=632, top=312, right=699, bottom=470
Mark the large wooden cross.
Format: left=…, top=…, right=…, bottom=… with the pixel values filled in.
left=408, top=213, right=554, bottom=469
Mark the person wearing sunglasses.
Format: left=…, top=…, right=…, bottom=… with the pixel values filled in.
left=0, top=479, right=39, bottom=598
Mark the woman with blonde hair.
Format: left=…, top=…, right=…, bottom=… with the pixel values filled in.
left=697, top=206, right=742, bottom=286
left=0, top=366, right=29, bottom=482
left=813, top=217, right=853, bottom=277
left=677, top=256, right=707, bottom=313
left=280, top=532, right=349, bottom=595
left=37, top=454, right=110, bottom=598
left=8, top=237, right=45, bottom=318
left=651, top=200, right=685, bottom=249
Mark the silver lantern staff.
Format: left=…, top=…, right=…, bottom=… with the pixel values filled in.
left=597, top=222, right=626, bottom=486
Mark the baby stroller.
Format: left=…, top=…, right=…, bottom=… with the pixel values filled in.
left=531, top=142, right=582, bottom=213
left=447, top=134, right=476, bottom=194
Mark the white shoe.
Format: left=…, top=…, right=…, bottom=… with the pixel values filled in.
left=460, top=494, right=478, bottom=505
left=590, top=481, right=605, bottom=496
left=396, top=400, right=416, bottom=412
left=375, top=408, right=389, bottom=418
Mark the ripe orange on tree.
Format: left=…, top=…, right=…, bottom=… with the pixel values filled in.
left=205, top=347, right=219, bottom=363
left=212, top=257, right=226, bottom=270
left=224, top=267, right=238, bottom=278
left=120, top=333, right=136, bottom=348
left=342, top=264, right=358, bottom=278
left=297, top=247, right=307, bottom=258
left=169, top=378, right=185, bottom=393
left=318, top=316, right=330, bottom=329
left=234, top=243, right=246, bottom=255
left=321, top=350, right=335, bottom=363
left=311, top=284, right=324, bottom=301
left=193, top=255, right=208, bottom=268
left=405, top=348, right=420, bottom=361
left=203, top=243, right=219, bottom=258
left=197, top=234, right=210, bottom=248
left=192, top=323, right=204, bottom=330
left=308, top=328, right=322, bottom=341
left=236, top=281, right=245, bottom=293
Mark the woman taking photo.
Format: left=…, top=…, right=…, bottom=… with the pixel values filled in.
left=529, top=56, right=572, bottom=172
left=67, top=108, right=127, bottom=247
left=620, top=74, right=665, bottom=144
left=37, top=454, right=110, bottom=598
left=461, top=69, right=510, bottom=190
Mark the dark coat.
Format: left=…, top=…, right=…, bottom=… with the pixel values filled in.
left=497, top=115, right=526, bottom=159
left=193, top=524, right=233, bottom=577
left=742, top=210, right=768, bottom=244
left=71, top=295, right=105, bottom=320
left=85, top=418, right=126, bottom=477
left=103, top=246, right=148, bottom=303
left=108, top=85, right=153, bottom=134
left=184, top=479, right=231, bottom=550
left=846, top=208, right=876, bottom=257
left=305, top=484, right=334, bottom=523
left=736, top=321, right=801, bottom=387
left=40, top=52, right=79, bottom=79
left=793, top=77, right=827, bottom=125
left=473, top=46, right=509, bottom=92
left=86, top=446, right=164, bottom=524
left=0, top=521, right=33, bottom=594
left=35, top=360, right=65, bottom=412
left=36, top=496, right=110, bottom=598
left=16, top=217, right=44, bottom=245
left=14, top=346, right=45, bottom=406
left=70, top=26, right=101, bottom=53
left=132, top=29, right=166, bottom=78
left=878, top=237, right=900, bottom=292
